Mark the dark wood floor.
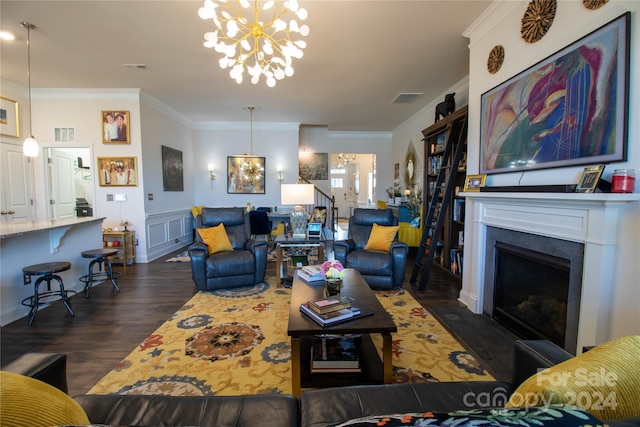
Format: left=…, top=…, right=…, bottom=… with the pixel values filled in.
left=1, top=246, right=511, bottom=396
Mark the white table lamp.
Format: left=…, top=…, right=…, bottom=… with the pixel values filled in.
left=281, top=184, right=314, bottom=238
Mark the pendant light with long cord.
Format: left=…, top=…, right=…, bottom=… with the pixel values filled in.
left=21, top=21, right=38, bottom=157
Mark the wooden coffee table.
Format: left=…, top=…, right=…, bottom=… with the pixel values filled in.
left=287, top=269, right=397, bottom=397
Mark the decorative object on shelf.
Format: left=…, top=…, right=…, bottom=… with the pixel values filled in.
left=0, top=96, right=19, bottom=138
left=20, top=22, right=38, bottom=156
left=487, top=45, right=504, bottom=74
left=575, top=164, right=605, bottom=193
left=520, top=0, right=557, bottom=44
left=281, top=183, right=314, bottom=238
left=120, top=220, right=131, bottom=232
left=434, top=93, right=456, bottom=123
left=101, top=110, right=131, bottom=144
left=611, top=168, right=635, bottom=194
left=481, top=13, right=629, bottom=175
left=198, top=0, right=309, bottom=87
left=97, top=156, right=138, bottom=186
left=464, top=174, right=486, bottom=192
left=583, top=0, right=608, bottom=10
left=162, top=146, right=184, bottom=192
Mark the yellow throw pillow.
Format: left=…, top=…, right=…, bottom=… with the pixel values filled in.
left=506, top=335, right=640, bottom=420
left=197, top=223, right=233, bottom=255
left=191, top=205, right=204, bottom=218
left=364, top=223, right=399, bottom=252
left=0, top=371, right=90, bottom=427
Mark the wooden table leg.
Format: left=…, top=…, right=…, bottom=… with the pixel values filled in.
left=318, top=245, right=325, bottom=263
left=290, top=336, right=301, bottom=397
left=382, top=332, right=392, bottom=384
left=276, top=244, right=283, bottom=288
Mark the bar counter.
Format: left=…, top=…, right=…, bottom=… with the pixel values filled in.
left=0, top=217, right=105, bottom=326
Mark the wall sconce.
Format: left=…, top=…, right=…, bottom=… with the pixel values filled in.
left=277, top=164, right=284, bottom=182
left=207, top=163, right=216, bottom=186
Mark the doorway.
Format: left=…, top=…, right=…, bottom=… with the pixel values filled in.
left=329, top=153, right=376, bottom=220
left=45, top=147, right=94, bottom=220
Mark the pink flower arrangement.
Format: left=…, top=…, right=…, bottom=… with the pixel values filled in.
left=321, top=260, right=345, bottom=280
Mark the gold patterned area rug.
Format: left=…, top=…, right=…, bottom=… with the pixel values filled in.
left=88, top=278, right=492, bottom=396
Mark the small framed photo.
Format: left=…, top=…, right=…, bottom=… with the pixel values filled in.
left=575, top=165, right=605, bottom=193
left=101, top=110, right=130, bottom=144
left=0, top=96, right=20, bottom=138
left=97, top=156, right=138, bottom=186
left=464, top=174, right=486, bottom=192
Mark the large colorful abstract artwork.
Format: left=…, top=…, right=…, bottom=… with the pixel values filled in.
left=480, top=12, right=629, bottom=174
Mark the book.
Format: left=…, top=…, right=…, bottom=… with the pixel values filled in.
left=311, top=337, right=360, bottom=372
left=297, top=268, right=324, bottom=283
left=300, top=303, right=361, bottom=327
left=302, top=264, right=323, bottom=275
left=309, top=295, right=351, bottom=315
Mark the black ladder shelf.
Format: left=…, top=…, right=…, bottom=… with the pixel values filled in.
left=411, top=113, right=468, bottom=291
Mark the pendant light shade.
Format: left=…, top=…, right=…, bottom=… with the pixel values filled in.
left=21, top=21, right=38, bottom=157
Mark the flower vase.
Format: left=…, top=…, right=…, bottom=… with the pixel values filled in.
left=325, top=278, right=342, bottom=296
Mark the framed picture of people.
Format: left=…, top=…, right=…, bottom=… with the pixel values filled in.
left=97, top=156, right=138, bottom=186
left=101, top=110, right=130, bottom=144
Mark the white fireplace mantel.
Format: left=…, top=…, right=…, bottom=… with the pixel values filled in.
left=459, top=191, right=640, bottom=353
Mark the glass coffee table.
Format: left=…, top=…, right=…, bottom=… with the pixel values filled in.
left=274, top=234, right=325, bottom=287
left=287, top=268, right=397, bottom=397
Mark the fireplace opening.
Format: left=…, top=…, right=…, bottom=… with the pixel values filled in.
left=493, top=242, right=569, bottom=347
left=483, top=227, right=584, bottom=354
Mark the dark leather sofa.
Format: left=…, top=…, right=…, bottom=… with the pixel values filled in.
left=4, top=341, right=639, bottom=427
left=334, top=208, right=409, bottom=289
left=188, top=207, right=268, bottom=291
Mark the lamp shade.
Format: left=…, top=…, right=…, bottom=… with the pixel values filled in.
left=281, top=184, right=314, bottom=206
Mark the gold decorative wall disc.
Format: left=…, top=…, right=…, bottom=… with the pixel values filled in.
left=583, top=0, right=608, bottom=10
left=521, top=0, right=557, bottom=43
left=487, top=45, right=505, bottom=74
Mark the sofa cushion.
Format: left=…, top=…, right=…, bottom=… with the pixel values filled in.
left=346, top=249, right=393, bottom=276
left=329, top=405, right=604, bottom=427
left=197, top=224, right=233, bottom=255
left=507, top=335, right=640, bottom=420
left=364, top=223, right=399, bottom=252
left=0, top=371, right=90, bottom=426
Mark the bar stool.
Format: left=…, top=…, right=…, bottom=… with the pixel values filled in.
left=21, top=262, right=75, bottom=326
left=79, top=248, right=121, bottom=298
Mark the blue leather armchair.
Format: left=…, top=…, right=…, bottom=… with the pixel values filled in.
left=333, top=208, right=408, bottom=289
left=188, top=207, right=268, bottom=291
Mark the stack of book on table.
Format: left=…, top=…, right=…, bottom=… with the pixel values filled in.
left=300, top=295, right=363, bottom=327
left=297, top=264, right=325, bottom=283
left=311, top=336, right=361, bottom=373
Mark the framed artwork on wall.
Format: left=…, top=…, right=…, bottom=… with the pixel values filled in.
left=480, top=12, right=630, bottom=174
left=101, top=110, right=130, bottom=144
left=227, top=156, right=265, bottom=194
left=97, top=156, right=137, bottom=186
left=161, top=145, right=184, bottom=191
left=299, top=152, right=328, bottom=180
left=0, top=96, right=19, bottom=138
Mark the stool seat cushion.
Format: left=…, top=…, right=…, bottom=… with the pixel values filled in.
left=82, top=248, right=118, bottom=258
left=22, top=262, right=71, bottom=275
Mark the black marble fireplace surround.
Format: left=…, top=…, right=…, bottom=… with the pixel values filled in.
left=483, top=226, right=585, bottom=354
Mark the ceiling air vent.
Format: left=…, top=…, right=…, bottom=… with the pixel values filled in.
left=391, top=93, right=423, bottom=104
left=123, top=64, right=148, bottom=69
left=53, top=127, right=76, bottom=143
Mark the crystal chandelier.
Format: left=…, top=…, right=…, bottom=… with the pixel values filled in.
left=198, top=0, right=309, bottom=87
left=336, top=153, right=357, bottom=168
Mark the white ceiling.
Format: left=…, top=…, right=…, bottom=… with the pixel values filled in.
left=0, top=1, right=492, bottom=132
